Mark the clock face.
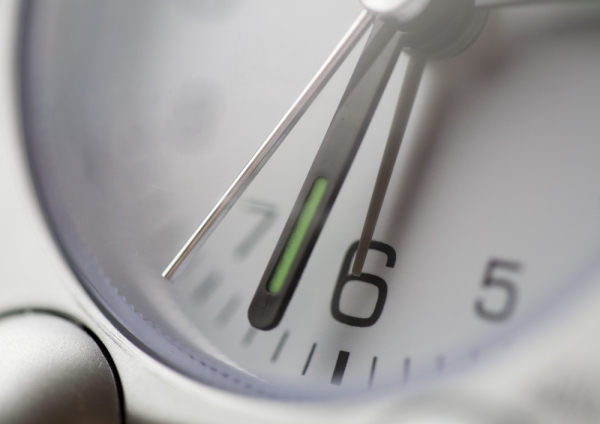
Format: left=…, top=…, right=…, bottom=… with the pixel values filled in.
left=20, top=0, right=600, bottom=399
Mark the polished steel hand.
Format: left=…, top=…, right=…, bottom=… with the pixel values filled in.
left=352, top=54, right=426, bottom=276
left=162, top=10, right=374, bottom=280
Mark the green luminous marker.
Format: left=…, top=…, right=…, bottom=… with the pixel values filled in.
left=248, top=21, right=403, bottom=330
left=268, top=178, right=328, bottom=294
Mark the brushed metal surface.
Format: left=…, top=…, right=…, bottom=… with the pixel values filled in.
left=0, top=312, right=121, bottom=424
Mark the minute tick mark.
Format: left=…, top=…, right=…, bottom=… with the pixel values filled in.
left=215, top=295, right=241, bottom=327
left=302, top=343, right=317, bottom=375
left=271, top=330, right=289, bottom=363
left=369, top=356, right=377, bottom=389
left=331, top=350, right=350, bottom=386
left=402, top=357, right=411, bottom=383
left=242, top=327, right=258, bottom=347
left=193, top=272, right=221, bottom=303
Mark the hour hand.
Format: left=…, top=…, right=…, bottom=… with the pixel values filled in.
left=248, top=21, right=405, bottom=330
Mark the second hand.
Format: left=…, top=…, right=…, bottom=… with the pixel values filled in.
left=161, top=11, right=373, bottom=280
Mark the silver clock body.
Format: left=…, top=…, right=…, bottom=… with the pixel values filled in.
left=4, top=0, right=600, bottom=422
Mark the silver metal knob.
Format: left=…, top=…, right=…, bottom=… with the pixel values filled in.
left=0, top=311, right=122, bottom=423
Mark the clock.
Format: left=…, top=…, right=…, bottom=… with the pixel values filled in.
left=3, top=0, right=600, bottom=422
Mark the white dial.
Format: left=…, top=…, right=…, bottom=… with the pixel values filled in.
left=21, top=0, right=600, bottom=400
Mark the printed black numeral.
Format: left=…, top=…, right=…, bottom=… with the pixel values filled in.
left=234, top=200, right=277, bottom=259
left=475, top=259, right=521, bottom=322
left=331, top=241, right=396, bottom=327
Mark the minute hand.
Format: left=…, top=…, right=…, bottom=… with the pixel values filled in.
left=352, top=54, right=426, bottom=276
left=248, top=21, right=405, bottom=330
